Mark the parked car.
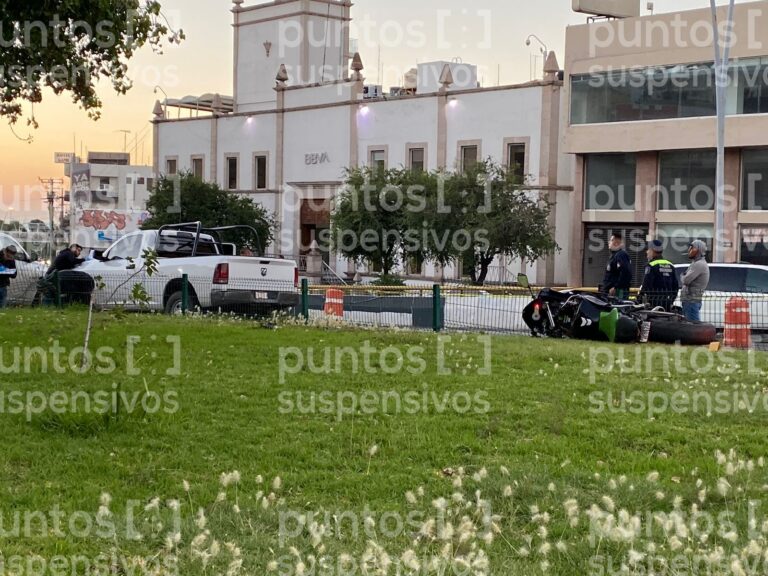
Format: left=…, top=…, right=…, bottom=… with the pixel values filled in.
left=74, top=222, right=299, bottom=314
left=674, top=263, right=768, bottom=331
left=0, top=232, right=46, bottom=306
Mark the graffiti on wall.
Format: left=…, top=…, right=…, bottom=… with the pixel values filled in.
left=80, top=210, right=127, bottom=231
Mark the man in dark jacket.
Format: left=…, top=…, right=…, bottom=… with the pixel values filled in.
left=602, top=232, right=632, bottom=299
left=639, top=240, right=679, bottom=311
left=46, top=244, right=84, bottom=276
left=0, top=245, right=18, bottom=308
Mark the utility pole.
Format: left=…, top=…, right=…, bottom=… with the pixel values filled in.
left=39, top=178, right=65, bottom=260
left=710, top=0, right=736, bottom=263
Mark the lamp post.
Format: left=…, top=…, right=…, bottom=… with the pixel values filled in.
left=710, top=0, right=736, bottom=263
left=525, top=35, right=549, bottom=81
left=154, top=86, right=169, bottom=118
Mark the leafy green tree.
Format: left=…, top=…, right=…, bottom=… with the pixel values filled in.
left=438, top=161, right=558, bottom=285
left=142, top=173, right=274, bottom=254
left=331, top=167, right=422, bottom=276
left=0, top=1, right=183, bottom=125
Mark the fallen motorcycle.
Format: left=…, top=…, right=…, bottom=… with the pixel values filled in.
left=518, top=274, right=716, bottom=345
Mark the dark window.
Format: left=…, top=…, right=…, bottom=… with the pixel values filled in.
left=192, top=157, right=204, bottom=179
left=742, top=149, right=768, bottom=210
left=460, top=145, right=478, bottom=172
left=740, top=63, right=768, bottom=114
left=370, top=149, right=386, bottom=171
left=138, top=177, right=146, bottom=185
left=226, top=157, right=238, bottom=190
left=571, top=63, right=716, bottom=124
left=126, top=176, right=133, bottom=185
left=99, top=177, right=110, bottom=188
left=585, top=154, right=636, bottom=210
left=409, top=148, right=425, bottom=173
left=146, top=178, right=154, bottom=191
left=707, top=266, right=745, bottom=292
left=508, top=144, right=526, bottom=180
left=255, top=155, right=267, bottom=190
left=166, top=159, right=177, bottom=175
left=741, top=228, right=768, bottom=265
left=659, top=150, right=716, bottom=210
left=746, top=268, right=768, bottom=293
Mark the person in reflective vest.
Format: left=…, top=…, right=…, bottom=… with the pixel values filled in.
left=639, top=240, right=679, bottom=311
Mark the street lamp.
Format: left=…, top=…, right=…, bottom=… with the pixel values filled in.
left=154, top=85, right=169, bottom=118
left=525, top=34, right=549, bottom=58
left=710, top=0, right=735, bottom=263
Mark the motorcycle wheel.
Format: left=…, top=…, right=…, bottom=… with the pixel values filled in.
left=648, top=316, right=717, bottom=345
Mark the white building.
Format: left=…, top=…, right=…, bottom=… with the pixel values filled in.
left=152, top=0, right=573, bottom=284
left=68, top=152, right=154, bottom=248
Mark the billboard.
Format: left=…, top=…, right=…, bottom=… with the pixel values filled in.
left=572, top=0, right=641, bottom=18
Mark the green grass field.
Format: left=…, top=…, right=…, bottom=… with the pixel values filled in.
left=2, top=308, right=768, bottom=576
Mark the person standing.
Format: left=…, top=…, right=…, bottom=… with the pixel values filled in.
left=680, top=240, right=710, bottom=322
left=639, top=240, right=679, bottom=311
left=602, top=232, right=632, bottom=299
left=0, top=245, right=18, bottom=308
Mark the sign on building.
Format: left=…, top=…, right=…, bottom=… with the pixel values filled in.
left=54, top=152, right=76, bottom=164
left=70, top=164, right=91, bottom=206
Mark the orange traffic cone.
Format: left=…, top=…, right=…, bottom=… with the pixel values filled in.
left=724, top=297, right=752, bottom=349
left=324, top=288, right=344, bottom=317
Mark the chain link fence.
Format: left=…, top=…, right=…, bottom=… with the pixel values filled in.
left=4, top=268, right=768, bottom=346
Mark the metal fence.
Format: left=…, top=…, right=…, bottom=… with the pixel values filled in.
left=3, top=269, right=768, bottom=345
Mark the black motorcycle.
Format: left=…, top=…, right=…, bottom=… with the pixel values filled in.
left=518, top=274, right=716, bottom=345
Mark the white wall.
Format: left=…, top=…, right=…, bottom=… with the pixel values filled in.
left=358, top=98, right=438, bottom=169
left=217, top=114, right=278, bottom=190
left=157, top=119, right=213, bottom=178
left=445, top=87, right=543, bottom=176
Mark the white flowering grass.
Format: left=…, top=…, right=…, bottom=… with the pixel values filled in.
left=5, top=309, right=768, bottom=576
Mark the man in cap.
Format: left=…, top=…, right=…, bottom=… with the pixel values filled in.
left=0, top=245, right=18, bottom=308
left=639, top=239, right=679, bottom=311
left=680, top=240, right=710, bottom=322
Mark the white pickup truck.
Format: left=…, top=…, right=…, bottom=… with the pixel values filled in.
left=72, top=223, right=299, bottom=314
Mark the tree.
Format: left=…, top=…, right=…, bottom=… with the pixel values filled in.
left=331, top=167, right=421, bottom=276
left=0, top=1, right=183, bottom=126
left=142, top=174, right=274, bottom=254
left=430, top=161, right=558, bottom=285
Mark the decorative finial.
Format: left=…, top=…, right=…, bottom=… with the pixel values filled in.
left=276, top=64, right=289, bottom=88
left=153, top=100, right=164, bottom=119
left=350, top=52, right=364, bottom=81
left=439, top=64, right=454, bottom=92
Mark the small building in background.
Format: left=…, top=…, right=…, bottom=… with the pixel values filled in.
left=67, top=152, right=153, bottom=249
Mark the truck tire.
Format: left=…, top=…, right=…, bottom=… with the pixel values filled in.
left=164, top=290, right=199, bottom=315
left=648, top=316, right=717, bottom=345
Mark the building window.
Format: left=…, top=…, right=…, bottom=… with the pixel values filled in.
left=226, top=156, right=238, bottom=190
left=370, top=149, right=386, bottom=171
left=409, top=148, right=425, bottom=173
left=166, top=158, right=177, bottom=175
left=741, top=228, right=768, bottom=265
left=658, top=150, right=716, bottom=210
left=254, top=155, right=267, bottom=190
left=507, top=143, right=526, bottom=180
left=742, top=149, right=768, bottom=210
left=126, top=176, right=133, bottom=185
left=99, top=177, right=110, bottom=188
left=191, top=156, right=204, bottom=180
left=460, top=145, right=478, bottom=173
left=584, top=154, right=636, bottom=210
left=571, top=63, right=717, bottom=124
left=656, top=223, right=714, bottom=264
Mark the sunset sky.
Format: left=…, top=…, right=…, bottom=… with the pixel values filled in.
left=0, top=0, right=746, bottom=219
